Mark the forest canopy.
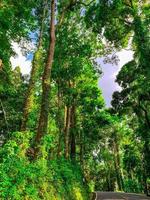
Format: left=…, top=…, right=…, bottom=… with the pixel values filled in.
left=0, top=0, right=150, bottom=199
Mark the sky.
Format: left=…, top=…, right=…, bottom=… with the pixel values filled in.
left=10, top=43, right=133, bottom=107
left=10, top=42, right=32, bottom=74
left=98, top=50, right=134, bottom=107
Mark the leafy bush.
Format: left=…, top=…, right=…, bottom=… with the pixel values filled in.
left=124, top=178, right=143, bottom=193
left=0, top=132, right=89, bottom=200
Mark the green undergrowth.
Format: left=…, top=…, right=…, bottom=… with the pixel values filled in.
left=0, top=132, right=89, bottom=200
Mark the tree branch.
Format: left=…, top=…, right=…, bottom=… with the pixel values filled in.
left=77, top=0, right=95, bottom=7
left=57, top=0, right=78, bottom=28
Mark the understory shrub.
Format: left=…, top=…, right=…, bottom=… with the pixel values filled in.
left=0, top=132, right=89, bottom=200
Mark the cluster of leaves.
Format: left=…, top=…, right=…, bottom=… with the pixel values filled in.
left=1, top=0, right=150, bottom=198
left=0, top=132, right=88, bottom=200
left=0, top=67, right=28, bottom=139
left=83, top=0, right=150, bottom=194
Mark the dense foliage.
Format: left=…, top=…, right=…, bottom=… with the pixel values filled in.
left=0, top=0, right=150, bottom=199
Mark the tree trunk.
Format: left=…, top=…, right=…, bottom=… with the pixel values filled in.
left=64, top=105, right=71, bottom=159
left=70, top=104, right=76, bottom=160
left=21, top=0, right=47, bottom=131
left=143, top=139, right=150, bottom=195
left=35, top=0, right=56, bottom=143
left=80, top=131, right=84, bottom=165
left=106, top=166, right=112, bottom=191
left=57, top=80, right=63, bottom=157
left=113, top=137, right=124, bottom=191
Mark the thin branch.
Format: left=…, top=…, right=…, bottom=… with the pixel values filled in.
left=57, top=0, right=95, bottom=29
left=124, top=48, right=134, bottom=51
left=57, top=0, right=78, bottom=28
left=77, top=0, right=95, bottom=7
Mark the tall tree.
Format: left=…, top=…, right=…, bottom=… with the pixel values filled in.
left=21, top=0, right=48, bottom=131
left=35, top=0, right=56, bottom=144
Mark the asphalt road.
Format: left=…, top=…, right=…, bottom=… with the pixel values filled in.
left=92, top=192, right=150, bottom=200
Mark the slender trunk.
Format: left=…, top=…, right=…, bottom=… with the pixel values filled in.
left=64, top=106, right=71, bottom=159
left=80, top=131, right=84, bottom=165
left=106, top=165, right=111, bottom=191
left=57, top=132, right=62, bottom=157
left=64, top=81, right=73, bottom=159
left=113, top=138, right=124, bottom=191
left=143, top=139, right=150, bottom=195
left=70, top=131, right=76, bottom=160
left=35, top=0, right=56, bottom=143
left=21, top=0, right=47, bottom=131
left=57, top=0, right=78, bottom=28
left=57, top=80, right=63, bottom=157
left=70, top=104, right=76, bottom=160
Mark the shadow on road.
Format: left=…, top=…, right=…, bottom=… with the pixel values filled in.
left=91, top=192, right=150, bottom=200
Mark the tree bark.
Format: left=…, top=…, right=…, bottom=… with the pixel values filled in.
left=113, top=136, right=124, bottom=191
left=80, top=131, right=84, bottom=165
left=21, top=0, right=47, bottom=131
left=64, top=105, right=71, bottom=159
left=57, top=80, right=63, bottom=157
left=70, top=104, right=76, bottom=160
left=35, top=0, right=56, bottom=143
